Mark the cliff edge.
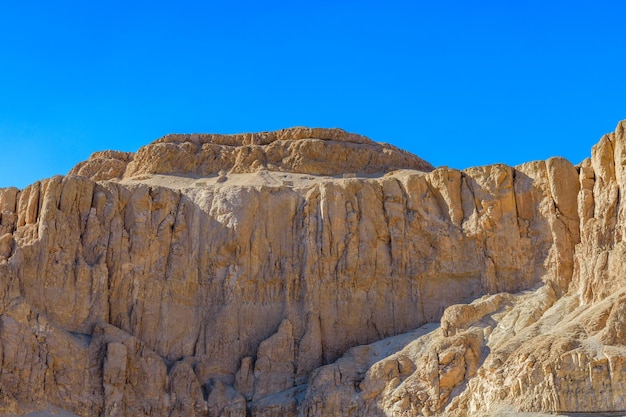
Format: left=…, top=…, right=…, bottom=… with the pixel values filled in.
left=0, top=123, right=625, bottom=416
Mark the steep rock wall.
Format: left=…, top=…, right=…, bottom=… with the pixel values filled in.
left=0, top=163, right=576, bottom=415
left=294, top=121, right=626, bottom=417
left=1, top=123, right=625, bottom=416
left=574, top=120, right=626, bottom=302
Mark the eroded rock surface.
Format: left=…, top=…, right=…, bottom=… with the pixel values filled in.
left=70, top=127, right=434, bottom=181
left=1, top=123, right=626, bottom=416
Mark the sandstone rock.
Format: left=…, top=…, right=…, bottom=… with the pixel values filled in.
left=3, top=123, right=626, bottom=416
left=440, top=292, right=514, bottom=337
left=0, top=298, right=102, bottom=416
left=0, top=232, right=13, bottom=260
left=252, top=319, right=295, bottom=400
left=71, top=127, right=434, bottom=182
left=168, top=359, right=208, bottom=416
left=0, top=186, right=19, bottom=237
left=248, top=386, right=304, bottom=417
left=206, top=379, right=247, bottom=417
left=69, top=150, right=134, bottom=182
left=234, top=356, right=255, bottom=401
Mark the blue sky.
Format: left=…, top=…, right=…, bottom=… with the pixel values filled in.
left=1, top=1, right=624, bottom=188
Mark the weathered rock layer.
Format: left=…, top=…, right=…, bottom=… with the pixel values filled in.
left=70, top=127, right=434, bottom=180
left=1, top=123, right=626, bottom=416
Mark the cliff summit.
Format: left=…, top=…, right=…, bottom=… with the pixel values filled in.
left=69, top=127, right=434, bottom=182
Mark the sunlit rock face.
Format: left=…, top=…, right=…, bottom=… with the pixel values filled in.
left=1, top=123, right=626, bottom=416
left=69, top=127, right=434, bottom=180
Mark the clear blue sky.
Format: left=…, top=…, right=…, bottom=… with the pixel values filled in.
left=1, top=0, right=624, bottom=189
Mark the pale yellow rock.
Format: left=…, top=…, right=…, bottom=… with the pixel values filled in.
left=0, top=187, right=19, bottom=237
left=577, top=158, right=595, bottom=228
left=252, top=319, right=295, bottom=400
left=71, top=127, right=434, bottom=182
left=440, top=293, right=514, bottom=337
left=4, top=123, right=626, bottom=416
left=68, top=150, right=133, bottom=181
left=0, top=232, right=12, bottom=260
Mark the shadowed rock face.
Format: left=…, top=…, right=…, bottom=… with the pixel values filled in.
left=2, top=122, right=626, bottom=416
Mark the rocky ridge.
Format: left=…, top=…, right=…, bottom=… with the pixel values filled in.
left=0, top=123, right=625, bottom=416
left=69, top=127, right=434, bottom=180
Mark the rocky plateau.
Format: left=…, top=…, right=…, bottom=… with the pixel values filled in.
left=1, top=123, right=626, bottom=416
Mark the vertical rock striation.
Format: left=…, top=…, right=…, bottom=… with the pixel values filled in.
left=1, top=123, right=626, bottom=416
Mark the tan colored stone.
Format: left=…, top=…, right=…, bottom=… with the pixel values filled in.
left=0, top=232, right=12, bottom=260
left=235, top=356, right=255, bottom=401
left=68, top=150, right=133, bottom=181
left=253, top=319, right=295, bottom=400
left=168, top=359, right=208, bottom=416
left=125, top=127, right=434, bottom=178
left=206, top=379, right=247, bottom=417
left=4, top=123, right=626, bottom=416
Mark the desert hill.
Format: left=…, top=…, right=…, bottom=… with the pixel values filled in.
left=0, top=123, right=625, bottom=416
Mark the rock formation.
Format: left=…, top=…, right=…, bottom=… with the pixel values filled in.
left=68, top=127, right=434, bottom=180
left=1, top=123, right=626, bottom=416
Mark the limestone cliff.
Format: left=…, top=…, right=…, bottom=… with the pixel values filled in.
left=0, top=123, right=625, bottom=416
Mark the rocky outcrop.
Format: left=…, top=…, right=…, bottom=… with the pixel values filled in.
left=2, top=123, right=626, bottom=416
left=70, top=127, right=434, bottom=181
left=69, top=150, right=134, bottom=182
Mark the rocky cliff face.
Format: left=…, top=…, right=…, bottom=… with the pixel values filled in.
left=1, top=124, right=625, bottom=416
